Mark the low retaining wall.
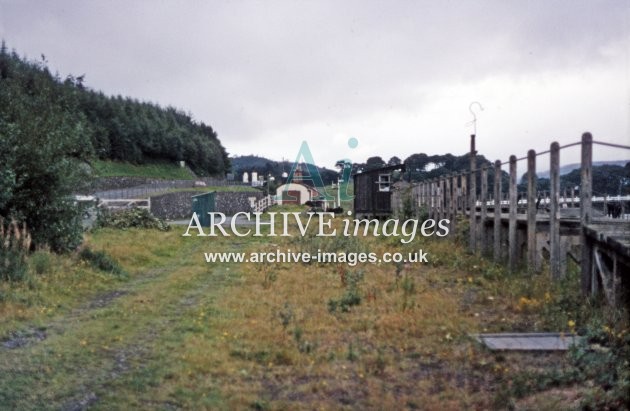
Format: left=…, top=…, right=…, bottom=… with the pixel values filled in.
left=150, top=191, right=264, bottom=220
left=215, top=191, right=264, bottom=216
left=150, top=191, right=197, bottom=220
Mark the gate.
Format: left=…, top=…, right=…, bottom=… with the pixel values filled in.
left=191, top=192, right=216, bottom=226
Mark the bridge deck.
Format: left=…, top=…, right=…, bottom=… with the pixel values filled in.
left=584, top=223, right=630, bottom=260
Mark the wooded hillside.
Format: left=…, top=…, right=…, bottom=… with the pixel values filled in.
left=0, top=42, right=229, bottom=251
left=0, top=42, right=230, bottom=177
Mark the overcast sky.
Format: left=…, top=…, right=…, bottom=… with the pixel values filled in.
left=1, top=0, right=629, bottom=173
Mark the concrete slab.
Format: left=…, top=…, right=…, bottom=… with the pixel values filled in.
left=472, top=332, right=581, bottom=351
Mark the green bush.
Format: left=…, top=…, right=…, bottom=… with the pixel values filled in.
left=0, top=247, right=28, bottom=282
left=79, top=247, right=126, bottom=276
left=29, top=250, right=52, bottom=275
left=328, top=269, right=363, bottom=313
left=400, top=274, right=416, bottom=311
left=0, top=47, right=90, bottom=253
left=494, top=312, right=630, bottom=409
left=94, top=208, right=171, bottom=231
left=567, top=320, right=630, bottom=409
left=328, top=289, right=361, bottom=313
left=0, top=219, right=31, bottom=282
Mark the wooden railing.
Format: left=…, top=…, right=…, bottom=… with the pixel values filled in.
left=253, top=195, right=275, bottom=213
left=397, top=132, right=630, bottom=304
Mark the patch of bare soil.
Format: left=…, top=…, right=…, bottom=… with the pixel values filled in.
left=60, top=392, right=98, bottom=411
left=514, top=385, right=583, bottom=410
left=1, top=327, right=47, bottom=349
left=1, top=288, right=128, bottom=350
left=86, top=290, right=129, bottom=309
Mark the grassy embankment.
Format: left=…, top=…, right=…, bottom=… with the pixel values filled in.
left=0, top=213, right=627, bottom=409
left=91, top=159, right=197, bottom=180
left=164, top=186, right=260, bottom=194
left=90, top=159, right=260, bottom=194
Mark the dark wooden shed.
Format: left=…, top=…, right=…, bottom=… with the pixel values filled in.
left=353, top=164, right=406, bottom=218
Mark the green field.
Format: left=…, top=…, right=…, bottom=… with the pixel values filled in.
left=0, top=217, right=627, bottom=409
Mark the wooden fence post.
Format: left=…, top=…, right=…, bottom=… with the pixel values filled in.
left=550, top=142, right=561, bottom=279
left=451, top=174, right=458, bottom=231
left=563, top=188, right=567, bottom=207
left=469, top=135, right=477, bottom=253
left=419, top=182, right=426, bottom=208
left=460, top=173, right=466, bottom=215
left=445, top=175, right=451, bottom=222
left=413, top=183, right=419, bottom=212
left=580, top=132, right=593, bottom=294
left=427, top=181, right=432, bottom=219
left=493, top=160, right=502, bottom=262
left=480, top=164, right=488, bottom=254
left=437, top=178, right=440, bottom=219
left=430, top=180, right=436, bottom=220
left=527, top=149, right=537, bottom=272
left=442, top=177, right=445, bottom=220
left=422, top=181, right=429, bottom=211
left=425, top=181, right=430, bottom=219
left=433, top=178, right=440, bottom=220
left=435, top=179, right=439, bottom=220
left=509, top=155, right=518, bottom=272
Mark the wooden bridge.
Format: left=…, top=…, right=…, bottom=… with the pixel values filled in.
left=394, top=133, right=630, bottom=307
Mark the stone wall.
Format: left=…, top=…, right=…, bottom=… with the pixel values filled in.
left=149, top=190, right=264, bottom=220
left=150, top=191, right=198, bottom=220
left=215, top=191, right=264, bottom=216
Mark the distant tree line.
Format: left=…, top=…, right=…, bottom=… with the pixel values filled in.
left=230, top=155, right=339, bottom=186
left=522, top=163, right=630, bottom=196
left=357, top=153, right=629, bottom=197
left=79, top=91, right=229, bottom=176
left=354, top=153, right=506, bottom=196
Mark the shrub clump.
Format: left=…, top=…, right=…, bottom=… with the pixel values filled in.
left=567, top=320, right=630, bottom=409
left=328, top=269, right=364, bottom=313
left=95, top=208, right=170, bottom=231
left=0, top=218, right=32, bottom=282
left=79, top=247, right=126, bottom=276
left=494, top=317, right=630, bottom=409
left=29, top=249, right=53, bottom=275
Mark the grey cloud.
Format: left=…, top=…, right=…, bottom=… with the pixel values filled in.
left=0, top=0, right=627, bottom=162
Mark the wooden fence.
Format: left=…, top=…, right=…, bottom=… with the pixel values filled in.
left=394, top=133, right=630, bottom=306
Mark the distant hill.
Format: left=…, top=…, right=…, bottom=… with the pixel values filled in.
left=538, top=160, right=629, bottom=178
left=230, top=155, right=339, bottom=185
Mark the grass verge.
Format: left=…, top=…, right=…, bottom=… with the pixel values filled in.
left=91, top=159, right=196, bottom=179
left=0, top=219, right=626, bottom=409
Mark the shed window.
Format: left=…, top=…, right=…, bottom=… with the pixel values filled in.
left=378, top=174, right=391, bottom=192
